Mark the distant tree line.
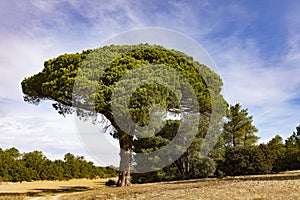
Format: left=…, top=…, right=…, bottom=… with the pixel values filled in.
left=132, top=104, right=300, bottom=183
left=0, top=148, right=117, bottom=182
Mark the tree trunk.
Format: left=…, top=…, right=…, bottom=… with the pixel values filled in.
left=117, top=133, right=133, bottom=186
left=233, top=135, right=236, bottom=147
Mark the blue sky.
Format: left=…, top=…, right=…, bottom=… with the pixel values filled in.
left=1, top=0, right=300, bottom=166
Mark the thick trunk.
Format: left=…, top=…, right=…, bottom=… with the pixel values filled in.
left=117, top=133, right=133, bottom=187
left=107, top=113, right=134, bottom=187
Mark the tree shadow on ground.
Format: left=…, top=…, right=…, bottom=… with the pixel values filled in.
left=0, top=186, right=91, bottom=198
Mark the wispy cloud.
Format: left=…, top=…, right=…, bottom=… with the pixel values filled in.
left=0, top=98, right=104, bottom=162
left=1, top=1, right=300, bottom=164
left=212, top=36, right=300, bottom=140
left=204, top=3, right=300, bottom=141
left=286, top=3, right=300, bottom=64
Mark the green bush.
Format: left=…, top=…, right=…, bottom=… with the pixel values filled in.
left=194, top=157, right=216, bottom=178
left=132, top=169, right=166, bottom=184
left=220, top=146, right=273, bottom=176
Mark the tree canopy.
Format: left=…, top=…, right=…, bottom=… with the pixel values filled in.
left=22, top=44, right=224, bottom=120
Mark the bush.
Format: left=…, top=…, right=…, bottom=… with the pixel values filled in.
left=220, top=146, right=273, bottom=176
left=105, top=179, right=116, bottom=186
left=132, top=169, right=166, bottom=184
left=194, top=157, right=216, bottom=178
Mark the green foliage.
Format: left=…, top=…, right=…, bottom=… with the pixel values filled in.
left=21, top=44, right=227, bottom=186
left=21, top=44, right=224, bottom=125
left=267, top=135, right=286, bottom=172
left=22, top=151, right=47, bottom=180
left=223, top=103, right=259, bottom=147
left=219, top=125, right=300, bottom=176
left=294, top=124, right=300, bottom=138
left=0, top=147, right=117, bottom=182
left=193, top=157, right=216, bottom=178
left=220, top=145, right=273, bottom=176
left=279, top=134, right=300, bottom=171
left=132, top=169, right=166, bottom=183
left=21, top=44, right=226, bottom=144
left=133, top=123, right=218, bottom=182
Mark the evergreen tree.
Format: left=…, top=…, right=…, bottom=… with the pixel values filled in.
left=22, top=151, right=47, bottom=180
left=223, top=103, right=259, bottom=147
left=267, top=135, right=286, bottom=172
left=292, top=124, right=300, bottom=148
left=21, top=44, right=226, bottom=186
left=282, top=133, right=300, bottom=170
left=220, top=145, right=273, bottom=176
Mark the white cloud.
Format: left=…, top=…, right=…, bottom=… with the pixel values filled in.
left=207, top=26, right=300, bottom=141
left=0, top=1, right=144, bottom=166
left=1, top=0, right=300, bottom=166
left=0, top=103, right=73, bottom=151
left=0, top=99, right=110, bottom=164
left=286, top=4, right=300, bottom=64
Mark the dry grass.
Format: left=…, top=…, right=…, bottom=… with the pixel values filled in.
left=61, top=171, right=300, bottom=200
left=1, top=172, right=300, bottom=199
left=0, top=178, right=113, bottom=193
left=0, top=178, right=115, bottom=200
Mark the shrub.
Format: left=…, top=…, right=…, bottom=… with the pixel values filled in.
left=105, top=179, right=116, bottom=186
left=220, top=146, right=273, bottom=176
left=194, top=157, right=216, bottom=178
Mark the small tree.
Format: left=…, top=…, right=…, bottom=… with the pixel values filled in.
left=223, top=104, right=259, bottom=147
left=194, top=157, right=216, bottom=178
left=292, top=124, right=300, bottom=148
left=267, top=135, right=286, bottom=172
left=221, top=146, right=273, bottom=176
left=281, top=131, right=300, bottom=171
left=21, top=151, right=47, bottom=180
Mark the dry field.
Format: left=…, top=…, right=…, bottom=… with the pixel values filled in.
left=0, top=178, right=114, bottom=200
left=1, top=172, right=300, bottom=200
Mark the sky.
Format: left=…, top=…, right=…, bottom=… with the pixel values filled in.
left=1, top=0, right=300, bottom=166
